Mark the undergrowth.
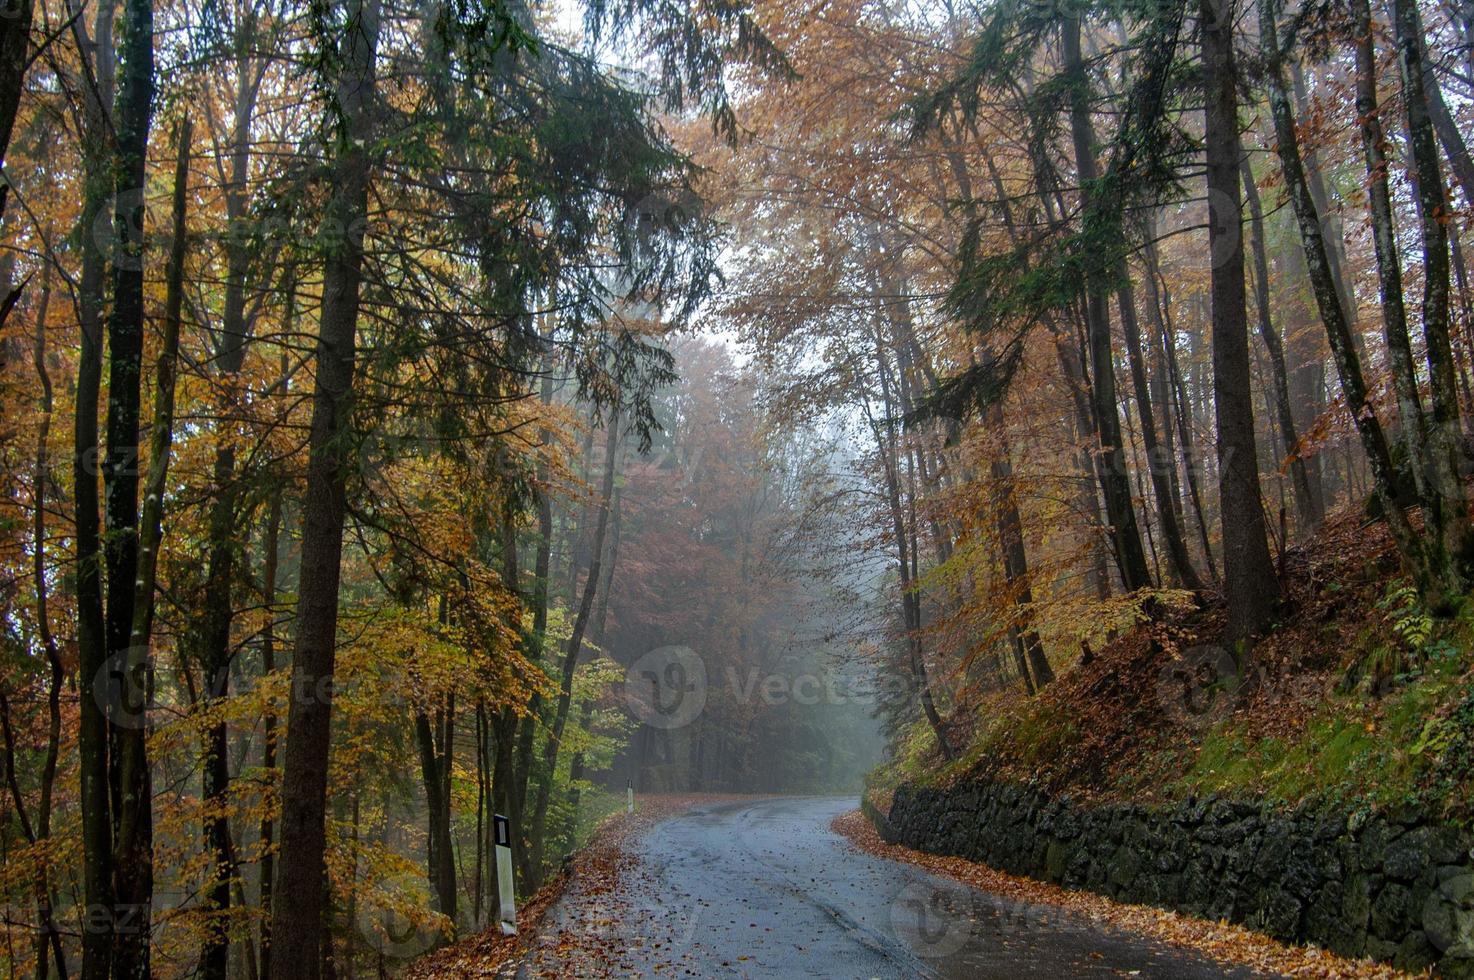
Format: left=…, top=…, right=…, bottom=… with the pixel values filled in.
left=871, top=506, right=1474, bottom=825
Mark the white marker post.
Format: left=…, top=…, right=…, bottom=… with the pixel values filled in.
left=494, top=813, right=516, bottom=936
left=627, top=782, right=634, bottom=814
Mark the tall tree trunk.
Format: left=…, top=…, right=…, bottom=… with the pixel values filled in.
left=1062, top=15, right=1154, bottom=592
left=491, top=501, right=524, bottom=903
left=26, top=265, right=68, bottom=980
left=1201, top=0, right=1279, bottom=644
left=568, top=484, right=622, bottom=807
left=0, top=0, right=33, bottom=176
left=512, top=346, right=556, bottom=883
left=1393, top=0, right=1474, bottom=600
left=1424, top=61, right=1474, bottom=205
left=529, top=408, right=619, bottom=881
left=198, top=45, right=262, bottom=977
left=71, top=3, right=116, bottom=973
left=869, top=340, right=952, bottom=759
left=987, top=404, right=1053, bottom=691
left=107, top=0, right=157, bottom=972
left=270, top=1, right=380, bottom=973
left=1240, top=155, right=1322, bottom=530
left=1260, top=0, right=1428, bottom=585
left=414, top=696, right=456, bottom=920
left=1293, top=63, right=1357, bottom=323
left=117, top=121, right=189, bottom=975
left=258, top=473, right=284, bottom=980
left=1117, top=277, right=1204, bottom=587
left=1351, top=0, right=1429, bottom=508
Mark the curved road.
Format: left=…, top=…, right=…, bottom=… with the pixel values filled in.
left=517, top=797, right=1264, bottom=978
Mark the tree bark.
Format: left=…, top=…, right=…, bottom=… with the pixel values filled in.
left=258, top=473, right=284, bottom=980
left=1240, top=156, right=1323, bottom=531
left=1201, top=0, right=1279, bottom=644
left=0, top=0, right=33, bottom=173
left=987, top=404, right=1053, bottom=691
left=414, top=697, right=456, bottom=920
left=1117, top=277, right=1204, bottom=587
left=1424, top=61, right=1474, bottom=206
left=71, top=3, right=116, bottom=973
left=26, top=264, right=68, bottom=980
left=106, top=0, right=157, bottom=971
left=1062, top=15, right=1154, bottom=592
left=568, top=485, right=622, bottom=805
left=196, top=45, right=265, bottom=976
left=1260, top=0, right=1428, bottom=585
left=529, top=407, right=619, bottom=881
left=270, top=0, right=380, bottom=973
left=1392, top=0, right=1474, bottom=600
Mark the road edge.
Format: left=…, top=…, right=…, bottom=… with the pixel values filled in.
left=831, top=808, right=1417, bottom=980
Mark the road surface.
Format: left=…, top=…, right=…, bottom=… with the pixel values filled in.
left=517, top=796, right=1264, bottom=978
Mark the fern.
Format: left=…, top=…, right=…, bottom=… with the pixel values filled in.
left=1378, top=582, right=1434, bottom=653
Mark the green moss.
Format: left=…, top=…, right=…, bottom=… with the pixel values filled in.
left=1173, top=656, right=1469, bottom=809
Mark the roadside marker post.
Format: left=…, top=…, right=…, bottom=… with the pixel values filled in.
left=627, top=783, right=634, bottom=814
left=494, top=813, right=516, bottom=936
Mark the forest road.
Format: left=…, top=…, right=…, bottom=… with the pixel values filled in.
left=516, top=796, right=1265, bottom=978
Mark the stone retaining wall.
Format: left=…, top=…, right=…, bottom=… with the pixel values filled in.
left=884, top=782, right=1474, bottom=976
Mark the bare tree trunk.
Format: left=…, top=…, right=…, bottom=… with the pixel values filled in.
left=1260, top=0, right=1428, bottom=584
left=196, top=36, right=269, bottom=976
left=868, top=337, right=952, bottom=758
left=568, top=484, right=622, bottom=809
left=25, top=264, right=67, bottom=980
left=1240, top=155, right=1322, bottom=531
left=1062, top=15, right=1154, bottom=592
left=271, top=1, right=380, bottom=973
left=107, top=0, right=158, bottom=972
left=512, top=344, right=556, bottom=883
left=0, top=0, right=33, bottom=176
left=414, top=695, right=456, bottom=919
left=1393, top=0, right=1474, bottom=600
left=987, top=404, right=1053, bottom=691
left=1350, top=0, right=1430, bottom=509
left=1118, top=277, right=1204, bottom=587
left=1202, top=0, right=1279, bottom=644
left=258, top=472, right=284, bottom=980
left=529, top=408, right=619, bottom=881
left=71, top=4, right=117, bottom=973
left=1424, top=61, right=1474, bottom=205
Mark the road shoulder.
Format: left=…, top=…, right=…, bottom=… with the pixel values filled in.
left=402, top=794, right=744, bottom=978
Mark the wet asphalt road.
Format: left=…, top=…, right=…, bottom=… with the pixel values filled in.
left=518, top=796, right=1264, bottom=979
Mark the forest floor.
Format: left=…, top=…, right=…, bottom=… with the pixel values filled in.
left=832, top=808, right=1416, bottom=978
left=878, top=502, right=1474, bottom=824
